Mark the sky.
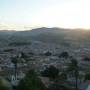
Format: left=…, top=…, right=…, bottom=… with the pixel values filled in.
left=0, top=0, right=90, bottom=30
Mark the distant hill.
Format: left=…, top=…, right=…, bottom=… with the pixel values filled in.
left=0, top=27, right=90, bottom=47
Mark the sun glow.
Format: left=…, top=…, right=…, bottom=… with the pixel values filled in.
left=0, top=0, right=90, bottom=30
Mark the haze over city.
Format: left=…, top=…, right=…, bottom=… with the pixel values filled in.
left=0, top=0, right=90, bottom=30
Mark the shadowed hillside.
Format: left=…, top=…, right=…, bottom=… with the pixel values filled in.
left=0, top=27, right=90, bottom=47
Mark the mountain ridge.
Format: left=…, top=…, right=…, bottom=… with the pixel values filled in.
left=0, top=27, right=90, bottom=47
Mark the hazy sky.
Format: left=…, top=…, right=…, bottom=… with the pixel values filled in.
left=0, top=0, right=90, bottom=30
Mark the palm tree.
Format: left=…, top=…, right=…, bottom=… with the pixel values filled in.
left=67, top=58, right=79, bottom=90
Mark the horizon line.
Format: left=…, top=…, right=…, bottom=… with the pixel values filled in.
left=0, top=26, right=90, bottom=31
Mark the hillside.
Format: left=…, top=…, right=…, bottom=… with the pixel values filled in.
left=0, top=27, right=90, bottom=48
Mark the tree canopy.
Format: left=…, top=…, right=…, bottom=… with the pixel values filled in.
left=41, top=66, right=59, bottom=79
left=17, top=70, right=46, bottom=90
left=59, top=51, right=69, bottom=58
left=85, top=73, right=90, bottom=80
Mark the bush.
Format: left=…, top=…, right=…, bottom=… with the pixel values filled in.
left=0, top=79, right=11, bottom=90
left=85, top=73, right=90, bottom=80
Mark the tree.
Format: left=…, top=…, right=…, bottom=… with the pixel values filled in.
left=41, top=66, right=59, bottom=79
left=16, top=70, right=46, bottom=90
left=59, top=51, right=69, bottom=59
left=59, top=72, right=67, bottom=81
left=11, top=56, right=18, bottom=80
left=48, top=79, right=74, bottom=90
left=11, top=52, right=27, bottom=79
left=48, top=83, right=67, bottom=90
left=21, top=52, right=28, bottom=59
left=44, top=51, right=52, bottom=56
left=67, top=59, right=79, bottom=90
left=59, top=51, right=69, bottom=72
left=29, top=52, right=34, bottom=55
left=85, top=73, right=90, bottom=80
left=20, top=52, right=30, bottom=63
